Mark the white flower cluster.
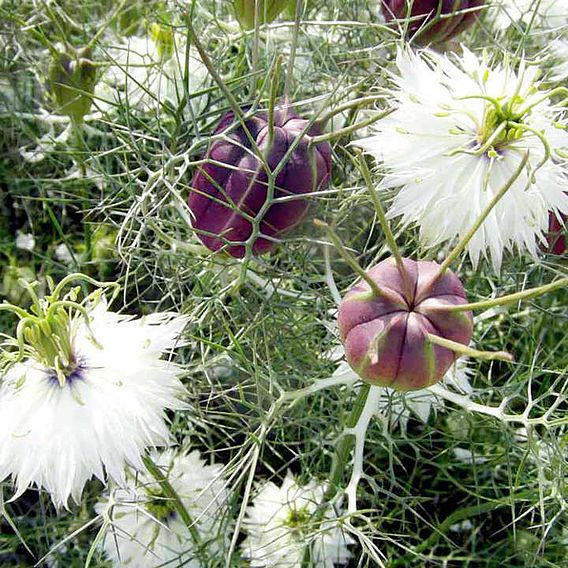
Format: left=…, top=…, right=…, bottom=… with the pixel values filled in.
left=356, top=46, right=568, bottom=270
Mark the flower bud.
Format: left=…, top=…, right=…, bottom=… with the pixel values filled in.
left=338, top=258, right=473, bottom=391
left=234, top=0, right=292, bottom=29
left=47, top=45, right=97, bottom=122
left=381, top=0, right=484, bottom=44
left=149, top=22, right=174, bottom=62
left=188, top=105, right=331, bottom=257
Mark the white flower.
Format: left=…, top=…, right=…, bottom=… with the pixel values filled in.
left=550, top=38, right=568, bottom=81
left=15, top=231, right=35, bottom=251
left=96, top=449, right=230, bottom=567
left=493, top=0, right=567, bottom=32
left=0, top=298, right=188, bottom=508
left=356, top=47, right=568, bottom=270
left=241, top=472, right=353, bottom=567
left=95, top=29, right=209, bottom=116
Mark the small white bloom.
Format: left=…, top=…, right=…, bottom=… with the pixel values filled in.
left=356, top=47, right=568, bottom=270
left=550, top=38, right=568, bottom=81
left=449, top=519, right=474, bottom=533
left=241, top=472, right=353, bottom=567
left=96, top=30, right=209, bottom=116
left=97, top=449, right=230, bottom=567
left=15, top=231, right=35, bottom=252
left=493, top=0, right=567, bottom=32
left=54, top=243, right=80, bottom=265
left=0, top=298, right=188, bottom=508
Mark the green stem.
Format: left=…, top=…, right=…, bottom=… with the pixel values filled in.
left=357, top=152, right=413, bottom=300
left=311, top=109, right=394, bottom=145
left=323, top=383, right=371, bottom=503
left=317, top=95, right=385, bottom=126
left=142, top=456, right=203, bottom=549
left=284, top=0, right=303, bottom=97
left=437, top=151, right=529, bottom=276
left=426, top=334, right=514, bottom=362
left=429, top=278, right=568, bottom=313
left=314, top=219, right=385, bottom=299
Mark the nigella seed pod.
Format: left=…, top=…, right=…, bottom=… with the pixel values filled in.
left=338, top=258, right=474, bottom=391
left=234, top=0, right=291, bottom=29
left=47, top=45, right=97, bottom=122
left=189, top=106, right=331, bottom=257
left=381, top=0, right=484, bottom=45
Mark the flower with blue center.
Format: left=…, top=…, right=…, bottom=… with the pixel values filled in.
left=0, top=275, right=189, bottom=509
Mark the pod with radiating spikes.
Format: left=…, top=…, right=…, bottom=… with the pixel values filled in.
left=338, top=258, right=474, bottom=391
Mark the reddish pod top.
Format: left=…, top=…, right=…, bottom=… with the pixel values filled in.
left=381, top=0, right=484, bottom=45
left=338, top=258, right=474, bottom=391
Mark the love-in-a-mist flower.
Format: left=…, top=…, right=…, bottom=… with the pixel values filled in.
left=96, top=448, right=230, bottom=567
left=356, top=47, right=568, bottom=270
left=241, top=472, right=353, bottom=567
left=0, top=276, right=188, bottom=508
left=96, top=23, right=208, bottom=115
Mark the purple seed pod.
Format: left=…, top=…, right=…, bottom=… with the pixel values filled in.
left=338, top=258, right=474, bottom=391
left=381, top=0, right=484, bottom=45
left=189, top=105, right=332, bottom=257
left=543, top=212, right=566, bottom=256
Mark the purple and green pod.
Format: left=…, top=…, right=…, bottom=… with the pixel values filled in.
left=47, top=45, right=97, bottom=123
left=234, top=0, right=292, bottom=29
left=188, top=106, right=331, bottom=257
left=338, top=258, right=473, bottom=391
left=381, top=0, right=484, bottom=44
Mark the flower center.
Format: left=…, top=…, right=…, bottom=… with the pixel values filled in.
left=475, top=97, right=527, bottom=157
left=284, top=505, right=313, bottom=537
left=145, top=487, right=177, bottom=522
left=0, top=274, right=111, bottom=387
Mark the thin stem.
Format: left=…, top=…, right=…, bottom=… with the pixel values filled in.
left=311, top=109, right=394, bottom=145
left=85, top=0, right=129, bottom=51
left=267, top=55, right=283, bottom=145
left=142, top=456, right=203, bottom=549
left=429, top=278, right=568, bottom=313
left=314, top=219, right=384, bottom=298
left=426, top=334, right=514, bottom=362
left=284, top=0, right=303, bottom=97
left=357, top=153, right=412, bottom=299
left=323, top=383, right=371, bottom=503
left=438, top=151, right=529, bottom=276
left=317, top=95, right=385, bottom=126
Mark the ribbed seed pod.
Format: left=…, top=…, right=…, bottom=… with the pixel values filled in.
left=338, top=258, right=473, bottom=391
left=189, top=105, right=331, bottom=257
